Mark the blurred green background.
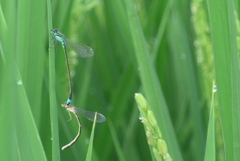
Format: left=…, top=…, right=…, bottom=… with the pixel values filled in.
left=1, top=0, right=240, bottom=160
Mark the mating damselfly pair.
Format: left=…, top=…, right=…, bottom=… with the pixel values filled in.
left=51, top=29, right=106, bottom=150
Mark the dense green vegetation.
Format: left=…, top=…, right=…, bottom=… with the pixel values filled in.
left=1, top=0, right=240, bottom=160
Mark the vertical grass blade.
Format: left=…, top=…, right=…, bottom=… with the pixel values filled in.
left=167, top=9, right=206, bottom=160
left=151, top=0, right=173, bottom=59
left=47, top=0, right=60, bottom=160
left=86, top=112, right=98, bottom=161
left=15, top=69, right=47, bottom=160
left=122, top=0, right=182, bottom=159
left=108, top=120, right=127, bottom=161
left=0, top=2, right=16, bottom=159
left=0, top=0, right=47, bottom=160
left=204, top=85, right=216, bottom=161
left=206, top=0, right=240, bottom=160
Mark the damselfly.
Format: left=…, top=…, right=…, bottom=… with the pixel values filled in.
left=61, top=102, right=106, bottom=150
left=51, top=29, right=94, bottom=105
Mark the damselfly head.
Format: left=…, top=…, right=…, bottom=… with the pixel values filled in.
left=51, top=29, right=60, bottom=34
left=61, top=102, right=67, bottom=107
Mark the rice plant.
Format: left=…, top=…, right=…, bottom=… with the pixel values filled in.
left=0, top=0, right=239, bottom=160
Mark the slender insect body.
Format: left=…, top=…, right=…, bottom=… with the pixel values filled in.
left=60, top=102, right=106, bottom=150
left=61, top=112, right=82, bottom=150
left=51, top=29, right=94, bottom=105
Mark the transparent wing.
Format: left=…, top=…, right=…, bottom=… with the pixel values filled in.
left=65, top=38, right=94, bottom=58
left=75, top=108, right=106, bottom=123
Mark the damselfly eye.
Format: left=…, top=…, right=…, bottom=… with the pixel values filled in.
left=61, top=102, right=67, bottom=107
